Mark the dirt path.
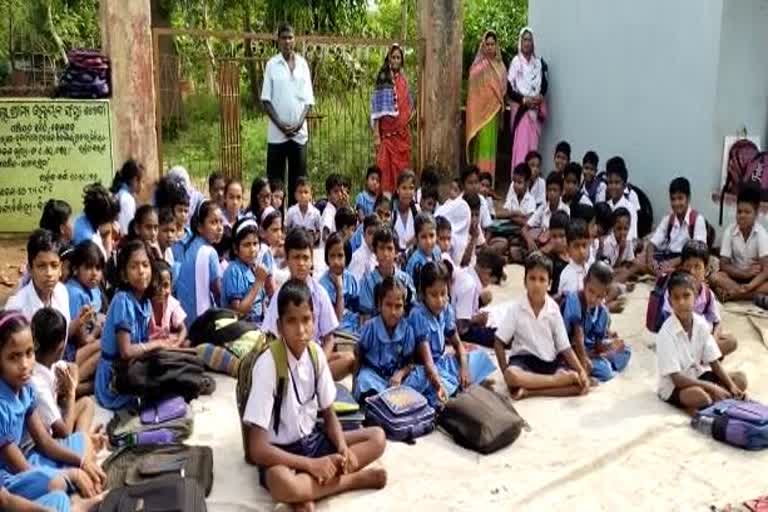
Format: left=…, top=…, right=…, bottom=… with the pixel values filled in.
left=0, top=238, right=28, bottom=306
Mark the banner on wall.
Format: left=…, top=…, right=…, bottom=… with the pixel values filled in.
left=0, top=99, right=113, bottom=232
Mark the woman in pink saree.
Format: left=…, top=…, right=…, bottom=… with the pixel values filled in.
left=508, top=27, right=549, bottom=170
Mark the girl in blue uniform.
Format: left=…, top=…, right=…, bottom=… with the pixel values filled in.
left=71, top=184, right=119, bottom=253
left=404, top=212, right=442, bottom=289
left=407, top=261, right=496, bottom=407
left=0, top=311, right=104, bottom=500
left=319, top=233, right=361, bottom=335
left=175, top=200, right=224, bottom=327
left=155, top=176, right=191, bottom=263
left=222, top=218, right=269, bottom=325
left=95, top=241, right=167, bottom=410
left=110, top=159, right=144, bottom=236
left=354, top=277, right=418, bottom=400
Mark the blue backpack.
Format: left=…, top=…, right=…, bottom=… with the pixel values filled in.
left=365, top=386, right=435, bottom=443
left=693, top=399, right=768, bottom=450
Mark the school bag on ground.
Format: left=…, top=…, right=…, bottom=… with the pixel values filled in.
left=438, top=385, right=527, bottom=454
left=317, top=383, right=365, bottom=432
left=236, top=336, right=320, bottom=454
left=106, top=396, right=193, bottom=448
left=364, top=386, right=436, bottom=443
left=98, top=475, right=206, bottom=512
left=102, top=443, right=214, bottom=496
left=114, top=349, right=207, bottom=402
left=645, top=275, right=670, bottom=333
left=188, top=308, right=259, bottom=347
left=692, top=399, right=768, bottom=450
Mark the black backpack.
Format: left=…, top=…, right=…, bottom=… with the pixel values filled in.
left=98, top=476, right=207, bottom=512
left=438, top=385, right=527, bottom=454
left=114, top=350, right=206, bottom=402
left=630, top=184, right=654, bottom=240
left=188, top=308, right=258, bottom=347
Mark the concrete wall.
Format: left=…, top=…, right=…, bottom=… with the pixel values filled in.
left=529, top=0, right=768, bottom=231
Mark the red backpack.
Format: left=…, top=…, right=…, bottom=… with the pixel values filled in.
left=719, top=139, right=761, bottom=225
left=664, top=209, right=715, bottom=250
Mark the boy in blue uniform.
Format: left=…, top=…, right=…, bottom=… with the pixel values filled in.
left=359, top=228, right=415, bottom=322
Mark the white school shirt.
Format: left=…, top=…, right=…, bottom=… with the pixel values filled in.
left=601, top=233, right=635, bottom=266
left=607, top=196, right=638, bottom=241
left=582, top=181, right=607, bottom=202
left=720, top=222, right=768, bottom=269
left=503, top=187, right=537, bottom=217
left=320, top=202, right=337, bottom=234
left=349, top=242, right=377, bottom=282
left=479, top=195, right=493, bottom=228
left=163, top=246, right=175, bottom=267
left=394, top=208, right=415, bottom=251
left=530, top=177, right=546, bottom=206
left=6, top=281, right=71, bottom=326
left=649, top=208, right=707, bottom=253
left=116, top=188, right=136, bottom=236
left=527, top=201, right=570, bottom=230
left=30, top=362, right=64, bottom=430
left=587, top=238, right=599, bottom=267
left=243, top=341, right=336, bottom=445
left=452, top=267, right=482, bottom=321
left=483, top=195, right=496, bottom=220
left=558, top=260, right=589, bottom=295
left=261, top=53, right=315, bottom=145
left=286, top=203, right=322, bottom=234
left=597, top=186, right=640, bottom=212
left=656, top=313, right=722, bottom=400
left=495, top=294, right=571, bottom=362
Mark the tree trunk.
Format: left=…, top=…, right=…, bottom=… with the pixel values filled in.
left=243, top=4, right=261, bottom=110
left=417, top=0, right=463, bottom=178
left=150, top=0, right=183, bottom=128
left=201, top=3, right=218, bottom=95
left=46, top=1, right=68, bottom=63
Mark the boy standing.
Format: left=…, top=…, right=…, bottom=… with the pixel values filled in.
left=710, top=185, right=768, bottom=302
left=286, top=177, right=323, bottom=245
left=656, top=271, right=747, bottom=415
left=646, top=177, right=707, bottom=276
left=494, top=252, right=590, bottom=399
left=243, top=280, right=387, bottom=509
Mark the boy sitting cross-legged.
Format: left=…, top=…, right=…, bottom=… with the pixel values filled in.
left=494, top=252, right=590, bottom=399
left=243, top=279, right=387, bottom=510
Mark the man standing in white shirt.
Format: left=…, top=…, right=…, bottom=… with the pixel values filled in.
left=261, top=24, right=315, bottom=206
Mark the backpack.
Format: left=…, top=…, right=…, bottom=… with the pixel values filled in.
left=364, top=386, right=436, bottom=443
left=188, top=308, right=259, bottom=347
left=438, top=385, right=527, bottom=454
left=114, top=350, right=206, bottom=402
left=107, top=397, right=193, bottom=448
left=645, top=276, right=713, bottom=333
left=664, top=209, right=715, bottom=250
left=692, top=399, right=768, bottom=450
left=719, top=139, right=762, bottom=225
left=98, top=476, right=207, bottom=512
left=631, top=184, right=654, bottom=239
left=236, top=337, right=320, bottom=455
left=102, top=444, right=214, bottom=496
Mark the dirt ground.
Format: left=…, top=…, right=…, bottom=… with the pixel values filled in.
left=0, top=238, right=29, bottom=306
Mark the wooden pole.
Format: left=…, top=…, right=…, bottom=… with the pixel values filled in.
left=417, top=0, right=463, bottom=179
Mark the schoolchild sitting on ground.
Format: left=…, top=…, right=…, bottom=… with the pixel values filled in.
left=111, top=159, right=144, bottom=236
left=94, top=241, right=166, bottom=410
left=0, top=485, right=103, bottom=512
left=72, top=184, right=120, bottom=258
left=416, top=165, right=440, bottom=206
left=656, top=271, right=747, bottom=416
left=562, top=163, right=593, bottom=208
left=600, top=207, right=642, bottom=283
left=602, top=157, right=639, bottom=242
left=39, top=200, right=73, bottom=246
left=494, top=252, right=590, bottom=400
left=154, top=176, right=191, bottom=263
left=349, top=214, right=382, bottom=282
left=334, top=206, right=358, bottom=265
left=222, top=218, right=270, bottom=326
left=457, top=192, right=487, bottom=267
left=286, top=177, right=323, bottom=246
left=557, top=219, right=590, bottom=297
left=418, top=186, right=439, bottom=216
left=353, top=277, right=417, bottom=401
left=30, top=308, right=96, bottom=439
left=222, top=178, right=244, bottom=229
left=560, top=262, right=631, bottom=382
left=492, top=162, right=536, bottom=262
left=374, top=194, right=392, bottom=225
left=269, top=178, right=285, bottom=213
left=645, top=177, right=708, bottom=276
left=435, top=216, right=455, bottom=266
left=247, top=177, right=273, bottom=227
left=452, top=249, right=506, bottom=348
left=175, top=200, right=225, bottom=327
left=552, top=140, right=571, bottom=175
left=407, top=262, right=496, bottom=407
left=321, top=174, right=349, bottom=242
left=543, top=211, right=570, bottom=296
left=523, top=172, right=569, bottom=253
left=709, top=185, right=768, bottom=303
left=157, top=208, right=179, bottom=268
left=320, top=234, right=361, bottom=336
left=63, top=241, right=105, bottom=394
left=243, top=280, right=387, bottom=509
left=525, top=150, right=545, bottom=207
left=359, top=228, right=416, bottom=322
left=581, top=151, right=605, bottom=204
left=262, top=228, right=354, bottom=381
left=0, top=311, right=105, bottom=500
left=148, top=260, right=187, bottom=345
left=404, top=213, right=441, bottom=288
left=661, top=241, right=738, bottom=358
left=355, top=166, right=381, bottom=220
left=124, top=205, right=161, bottom=260
left=391, top=170, right=419, bottom=254
left=208, top=171, right=226, bottom=209
left=479, top=172, right=497, bottom=220
left=569, top=203, right=599, bottom=266
left=261, top=210, right=287, bottom=290
left=459, top=166, right=494, bottom=244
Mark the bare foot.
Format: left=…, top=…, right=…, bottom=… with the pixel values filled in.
left=359, top=467, right=388, bottom=490
left=510, top=387, right=527, bottom=400
left=590, top=377, right=600, bottom=387
left=71, top=492, right=106, bottom=512
left=293, top=501, right=316, bottom=512
left=563, top=370, right=581, bottom=386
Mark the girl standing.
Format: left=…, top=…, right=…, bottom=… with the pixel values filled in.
left=175, top=201, right=224, bottom=326
left=111, top=159, right=144, bottom=236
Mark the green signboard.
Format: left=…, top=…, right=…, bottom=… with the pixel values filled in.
left=0, top=99, right=113, bottom=232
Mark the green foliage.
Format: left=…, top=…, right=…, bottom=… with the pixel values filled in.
left=463, top=0, right=528, bottom=70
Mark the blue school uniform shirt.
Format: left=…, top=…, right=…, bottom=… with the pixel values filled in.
left=221, top=259, right=268, bottom=324
left=318, top=270, right=360, bottom=334
left=359, top=268, right=415, bottom=317
left=0, top=379, right=36, bottom=476
left=72, top=214, right=96, bottom=245
left=408, top=301, right=456, bottom=360
left=404, top=247, right=441, bottom=284
left=358, top=316, right=416, bottom=379
left=175, top=236, right=223, bottom=327
left=355, top=191, right=377, bottom=217
left=349, top=224, right=364, bottom=254
left=560, top=291, right=609, bottom=350
left=171, top=226, right=193, bottom=264
left=64, top=279, right=103, bottom=360
left=95, top=290, right=151, bottom=410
